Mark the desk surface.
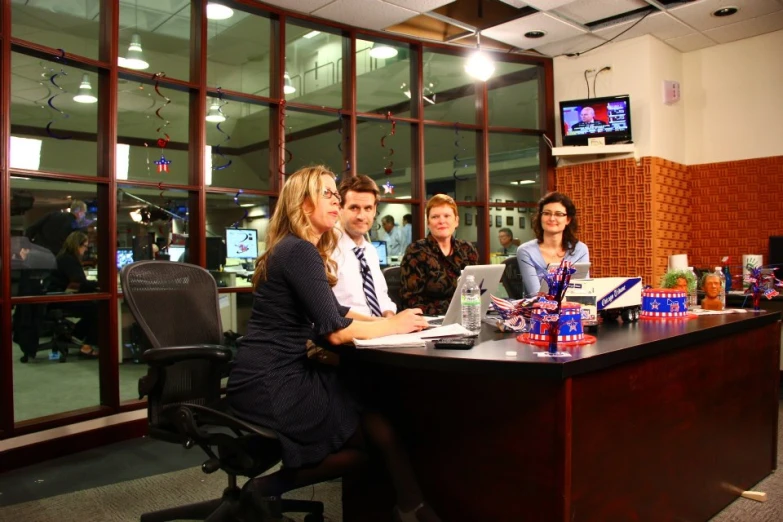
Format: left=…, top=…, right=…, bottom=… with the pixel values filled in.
left=356, top=311, right=780, bottom=379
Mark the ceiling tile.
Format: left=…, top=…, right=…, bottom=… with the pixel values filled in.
left=554, top=0, right=649, bottom=25
left=482, top=12, right=587, bottom=50
left=703, top=9, right=783, bottom=43
left=312, top=0, right=418, bottom=30
left=533, top=33, right=606, bottom=57
left=383, top=0, right=456, bottom=13
left=669, top=0, right=783, bottom=32
left=517, top=0, right=576, bottom=10
left=664, top=32, right=715, bottom=53
left=592, top=11, right=694, bottom=43
left=253, top=0, right=335, bottom=14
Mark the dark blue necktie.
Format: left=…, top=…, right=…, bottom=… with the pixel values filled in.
left=353, top=247, right=382, bottom=317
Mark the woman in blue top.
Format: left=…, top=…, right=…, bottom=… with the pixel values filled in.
left=516, top=192, right=589, bottom=296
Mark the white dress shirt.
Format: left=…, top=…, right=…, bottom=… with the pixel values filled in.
left=382, top=225, right=406, bottom=257
left=331, top=229, right=397, bottom=316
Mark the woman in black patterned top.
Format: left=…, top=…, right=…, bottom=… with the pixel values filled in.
left=227, top=166, right=440, bottom=522
left=400, top=194, right=479, bottom=315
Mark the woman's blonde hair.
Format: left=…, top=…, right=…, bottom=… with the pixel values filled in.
left=252, top=165, right=339, bottom=288
left=58, top=231, right=88, bottom=258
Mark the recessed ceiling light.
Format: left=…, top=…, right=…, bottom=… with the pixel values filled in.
left=206, top=3, right=234, bottom=20
left=303, top=30, right=321, bottom=39
left=712, top=6, right=738, bottom=17
left=524, top=31, right=546, bottom=39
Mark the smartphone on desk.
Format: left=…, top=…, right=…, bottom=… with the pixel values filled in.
left=432, top=337, right=476, bottom=350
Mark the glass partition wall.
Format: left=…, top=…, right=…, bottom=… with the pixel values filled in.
left=0, top=0, right=553, bottom=438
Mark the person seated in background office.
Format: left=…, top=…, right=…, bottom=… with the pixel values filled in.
left=517, top=192, right=589, bottom=296
left=381, top=215, right=406, bottom=257
left=700, top=272, right=724, bottom=311
left=25, top=200, right=89, bottom=256
left=227, top=166, right=440, bottom=522
left=50, top=231, right=100, bottom=358
left=332, top=175, right=398, bottom=317
left=498, top=227, right=518, bottom=256
left=400, top=194, right=478, bottom=315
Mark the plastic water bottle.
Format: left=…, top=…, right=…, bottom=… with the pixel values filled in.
left=461, top=275, right=482, bottom=333
left=714, top=266, right=726, bottom=309
left=723, top=265, right=732, bottom=293
left=687, top=266, right=699, bottom=310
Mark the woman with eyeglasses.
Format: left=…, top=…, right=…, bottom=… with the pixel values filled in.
left=517, top=191, right=590, bottom=296
left=51, top=231, right=100, bottom=357
left=227, top=166, right=440, bottom=522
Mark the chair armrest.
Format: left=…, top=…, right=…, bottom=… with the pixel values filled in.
left=177, top=402, right=280, bottom=441
left=142, top=345, right=232, bottom=365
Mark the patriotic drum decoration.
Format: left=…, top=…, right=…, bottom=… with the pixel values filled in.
left=640, top=288, right=689, bottom=319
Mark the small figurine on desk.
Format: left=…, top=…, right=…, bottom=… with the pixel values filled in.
left=660, top=269, right=696, bottom=294
left=701, top=272, right=724, bottom=311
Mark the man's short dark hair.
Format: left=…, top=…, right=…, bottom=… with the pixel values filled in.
left=499, top=227, right=512, bottom=237
left=337, top=175, right=379, bottom=207
left=382, top=215, right=395, bottom=226
left=403, top=214, right=412, bottom=224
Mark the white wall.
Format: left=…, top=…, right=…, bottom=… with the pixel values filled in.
left=683, top=30, right=783, bottom=165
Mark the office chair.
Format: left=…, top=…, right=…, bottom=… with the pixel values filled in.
left=121, top=261, right=325, bottom=522
left=382, top=265, right=404, bottom=311
left=501, top=257, right=526, bottom=300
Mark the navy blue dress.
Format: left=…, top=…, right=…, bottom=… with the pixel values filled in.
left=227, top=235, right=359, bottom=468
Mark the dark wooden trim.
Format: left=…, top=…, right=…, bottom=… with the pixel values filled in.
left=9, top=39, right=108, bottom=70
left=10, top=293, right=111, bottom=305
left=270, top=13, right=285, bottom=191
left=0, top=418, right=147, bottom=473
left=476, top=78, right=490, bottom=264
left=189, top=0, right=208, bottom=268
left=1, top=0, right=15, bottom=435
left=412, top=43, right=425, bottom=239
left=542, top=61, right=555, bottom=192
left=344, top=29, right=357, bottom=179
left=13, top=406, right=114, bottom=435
left=7, top=168, right=111, bottom=185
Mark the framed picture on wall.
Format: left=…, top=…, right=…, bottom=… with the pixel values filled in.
left=518, top=206, right=525, bottom=213
left=520, top=216, right=525, bottom=229
left=506, top=216, right=513, bottom=226
left=464, top=195, right=472, bottom=202
left=489, top=215, right=493, bottom=227
left=495, top=199, right=503, bottom=211
left=464, top=213, right=472, bottom=226
left=495, top=215, right=502, bottom=228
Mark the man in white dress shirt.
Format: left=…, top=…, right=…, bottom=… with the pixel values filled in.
left=380, top=215, right=406, bottom=257
left=331, top=175, right=397, bottom=317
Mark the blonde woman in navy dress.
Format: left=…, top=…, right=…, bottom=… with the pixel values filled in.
left=227, top=166, right=441, bottom=522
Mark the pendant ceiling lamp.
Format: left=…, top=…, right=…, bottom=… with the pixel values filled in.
left=464, top=32, right=494, bottom=82
left=73, top=74, right=98, bottom=104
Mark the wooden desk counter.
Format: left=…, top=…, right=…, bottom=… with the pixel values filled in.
left=344, top=312, right=781, bottom=522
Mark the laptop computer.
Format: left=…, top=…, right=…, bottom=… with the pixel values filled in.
left=540, top=262, right=591, bottom=294
left=426, top=264, right=506, bottom=326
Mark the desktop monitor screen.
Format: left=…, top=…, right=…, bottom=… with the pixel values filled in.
left=226, top=228, right=259, bottom=259
left=168, top=245, right=186, bottom=262
left=560, top=95, right=632, bottom=146
left=117, top=248, right=134, bottom=269
left=371, top=240, right=388, bottom=266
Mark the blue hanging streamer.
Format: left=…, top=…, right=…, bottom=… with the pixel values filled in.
left=212, top=87, right=233, bottom=171
left=230, top=189, right=249, bottom=229
left=452, top=123, right=468, bottom=181
left=45, top=49, right=72, bottom=140
left=336, top=110, right=350, bottom=179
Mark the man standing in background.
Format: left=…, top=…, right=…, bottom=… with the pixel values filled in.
left=402, top=213, right=413, bottom=251
left=25, top=200, right=88, bottom=255
left=381, top=215, right=406, bottom=257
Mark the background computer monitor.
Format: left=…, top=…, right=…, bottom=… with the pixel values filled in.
left=206, top=237, right=227, bottom=270
left=167, top=245, right=186, bottom=262
left=117, top=248, right=134, bottom=269
left=226, top=228, right=259, bottom=259
left=371, top=240, right=388, bottom=266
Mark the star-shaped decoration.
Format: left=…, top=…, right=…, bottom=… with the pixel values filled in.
left=383, top=180, right=394, bottom=194
left=565, top=318, right=578, bottom=332
left=650, top=299, right=660, bottom=310
left=155, top=155, right=171, bottom=173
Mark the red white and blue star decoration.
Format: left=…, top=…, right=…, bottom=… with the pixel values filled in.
left=155, top=155, right=171, bottom=173
left=383, top=180, right=394, bottom=194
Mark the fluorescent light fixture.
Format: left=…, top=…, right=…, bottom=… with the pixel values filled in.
left=303, top=30, right=321, bottom=39
left=517, top=180, right=536, bottom=185
left=129, top=209, right=143, bottom=223
left=206, top=3, right=234, bottom=20
left=369, top=43, right=398, bottom=59
left=396, top=195, right=412, bottom=199
left=205, top=145, right=213, bottom=186
left=73, top=74, right=98, bottom=104
left=121, top=33, right=150, bottom=70
left=284, top=73, right=296, bottom=94
left=10, top=136, right=42, bottom=170
left=116, top=143, right=130, bottom=180
left=206, top=102, right=226, bottom=123
left=465, top=50, right=495, bottom=82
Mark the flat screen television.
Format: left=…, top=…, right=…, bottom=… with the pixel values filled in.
left=226, top=228, right=259, bottom=260
left=559, top=95, right=632, bottom=146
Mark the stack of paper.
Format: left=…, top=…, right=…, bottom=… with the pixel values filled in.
left=353, top=323, right=472, bottom=349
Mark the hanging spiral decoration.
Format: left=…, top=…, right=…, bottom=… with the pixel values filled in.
left=336, top=110, right=350, bottom=180
left=231, top=189, right=249, bottom=229
left=452, top=123, right=469, bottom=181
left=212, top=87, right=233, bottom=172
left=45, top=49, right=72, bottom=140
left=381, top=111, right=396, bottom=175
left=279, top=100, right=293, bottom=178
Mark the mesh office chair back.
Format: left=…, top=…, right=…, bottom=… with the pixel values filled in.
left=501, top=257, right=526, bottom=300
left=382, top=265, right=404, bottom=311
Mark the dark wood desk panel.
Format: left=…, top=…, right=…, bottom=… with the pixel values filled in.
left=343, top=312, right=781, bottom=522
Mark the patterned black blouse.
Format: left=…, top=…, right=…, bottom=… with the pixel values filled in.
left=399, top=234, right=479, bottom=315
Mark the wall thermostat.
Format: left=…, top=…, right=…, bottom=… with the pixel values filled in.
left=663, top=80, right=680, bottom=104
